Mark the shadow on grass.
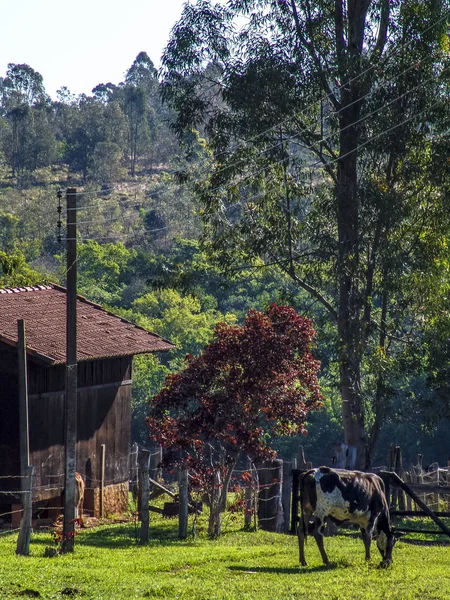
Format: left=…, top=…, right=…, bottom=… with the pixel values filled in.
left=228, top=564, right=337, bottom=575
left=398, top=537, right=450, bottom=546
left=30, top=524, right=186, bottom=550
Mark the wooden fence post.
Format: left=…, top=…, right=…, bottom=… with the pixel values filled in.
left=16, top=466, right=33, bottom=556
left=138, top=448, right=150, bottom=544
left=130, top=442, right=139, bottom=501
left=282, top=461, right=292, bottom=534
left=291, top=469, right=299, bottom=534
left=298, top=447, right=307, bottom=470
left=100, top=444, right=106, bottom=518
left=258, top=459, right=284, bottom=532
left=244, top=456, right=253, bottom=530
left=178, top=466, right=189, bottom=540
left=447, top=460, right=450, bottom=512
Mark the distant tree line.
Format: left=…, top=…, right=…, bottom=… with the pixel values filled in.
left=0, top=53, right=179, bottom=182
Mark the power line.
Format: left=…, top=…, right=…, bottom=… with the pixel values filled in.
left=59, top=101, right=449, bottom=244
left=176, top=6, right=450, bottom=163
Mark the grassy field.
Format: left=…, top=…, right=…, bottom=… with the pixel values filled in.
left=1, top=514, right=450, bottom=600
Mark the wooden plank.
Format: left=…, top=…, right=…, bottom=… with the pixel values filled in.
left=149, top=477, right=176, bottom=499
left=381, top=471, right=450, bottom=537
left=28, top=380, right=132, bottom=400
left=148, top=505, right=164, bottom=514
left=392, top=510, right=450, bottom=517
left=402, top=483, right=450, bottom=495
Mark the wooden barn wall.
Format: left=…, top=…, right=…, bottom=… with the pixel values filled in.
left=1, top=352, right=133, bottom=500
left=0, top=342, right=20, bottom=484
left=27, top=356, right=131, bottom=396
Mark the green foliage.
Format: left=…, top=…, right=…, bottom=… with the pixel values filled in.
left=0, top=250, right=48, bottom=288
left=67, top=241, right=137, bottom=305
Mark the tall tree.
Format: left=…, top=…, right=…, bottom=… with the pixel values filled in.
left=161, top=0, right=450, bottom=467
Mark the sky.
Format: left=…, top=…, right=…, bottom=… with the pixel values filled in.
left=1, top=0, right=188, bottom=99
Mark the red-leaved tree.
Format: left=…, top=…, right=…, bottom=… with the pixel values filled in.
left=147, top=304, right=322, bottom=536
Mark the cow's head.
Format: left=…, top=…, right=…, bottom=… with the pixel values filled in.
left=376, top=528, right=401, bottom=568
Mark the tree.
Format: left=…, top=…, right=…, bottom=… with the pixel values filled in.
left=0, top=63, right=49, bottom=110
left=160, top=0, right=450, bottom=467
left=147, top=304, right=322, bottom=536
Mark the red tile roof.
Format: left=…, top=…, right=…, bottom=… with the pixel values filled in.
left=0, top=284, right=174, bottom=364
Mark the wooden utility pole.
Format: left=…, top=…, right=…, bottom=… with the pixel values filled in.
left=16, top=319, right=32, bottom=555
left=62, top=188, right=78, bottom=553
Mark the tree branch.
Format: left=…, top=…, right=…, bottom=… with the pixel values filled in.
left=290, top=0, right=341, bottom=112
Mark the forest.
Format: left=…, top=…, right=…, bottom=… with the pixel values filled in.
left=0, top=0, right=449, bottom=470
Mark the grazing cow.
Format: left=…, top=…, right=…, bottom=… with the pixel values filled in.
left=297, top=466, right=399, bottom=568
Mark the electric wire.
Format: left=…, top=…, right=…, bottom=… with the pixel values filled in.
left=65, top=8, right=449, bottom=206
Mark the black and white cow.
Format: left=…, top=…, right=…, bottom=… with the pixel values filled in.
left=297, top=466, right=399, bottom=568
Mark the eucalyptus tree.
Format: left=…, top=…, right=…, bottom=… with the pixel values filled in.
left=161, top=0, right=450, bottom=466
left=0, top=63, right=55, bottom=176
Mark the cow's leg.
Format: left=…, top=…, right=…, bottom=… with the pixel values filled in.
left=297, top=511, right=311, bottom=566
left=361, top=527, right=372, bottom=561
left=313, top=519, right=329, bottom=565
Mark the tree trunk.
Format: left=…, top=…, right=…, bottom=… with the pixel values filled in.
left=336, top=91, right=366, bottom=469
left=208, top=468, right=222, bottom=537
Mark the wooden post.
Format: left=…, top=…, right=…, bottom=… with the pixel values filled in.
left=298, top=447, right=307, bottom=470
left=291, top=469, right=299, bottom=534
left=405, top=471, right=412, bottom=511
left=257, top=459, right=284, bottom=532
left=178, top=466, right=189, bottom=540
left=100, top=444, right=106, bottom=518
left=417, top=454, right=425, bottom=506
left=395, top=447, right=406, bottom=511
left=447, top=460, right=450, bottom=512
left=16, top=466, right=33, bottom=556
left=62, top=187, right=78, bottom=554
left=244, top=456, right=253, bottom=529
left=17, top=318, right=32, bottom=555
left=138, top=448, right=150, bottom=544
left=130, top=442, right=139, bottom=501
left=282, top=461, right=292, bottom=534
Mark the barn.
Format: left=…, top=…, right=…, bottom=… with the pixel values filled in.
left=0, top=284, right=174, bottom=523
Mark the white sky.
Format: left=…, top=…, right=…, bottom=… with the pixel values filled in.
left=1, top=0, right=188, bottom=99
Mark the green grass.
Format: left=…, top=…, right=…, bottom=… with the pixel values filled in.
left=1, top=513, right=450, bottom=600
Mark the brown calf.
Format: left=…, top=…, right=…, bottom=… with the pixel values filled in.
left=75, top=472, right=85, bottom=523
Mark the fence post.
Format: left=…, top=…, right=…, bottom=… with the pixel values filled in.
left=244, top=456, right=253, bottom=530
left=298, top=447, right=307, bottom=470
left=16, top=466, right=33, bottom=556
left=257, top=459, right=284, bottom=532
left=291, top=469, right=299, bottom=534
left=130, top=442, right=139, bottom=501
left=178, top=466, right=189, bottom=540
left=100, top=444, right=106, bottom=518
left=138, top=448, right=150, bottom=544
left=282, top=461, right=292, bottom=534
left=447, top=460, right=450, bottom=512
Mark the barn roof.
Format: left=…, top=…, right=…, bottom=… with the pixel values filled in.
left=0, top=284, right=174, bottom=364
